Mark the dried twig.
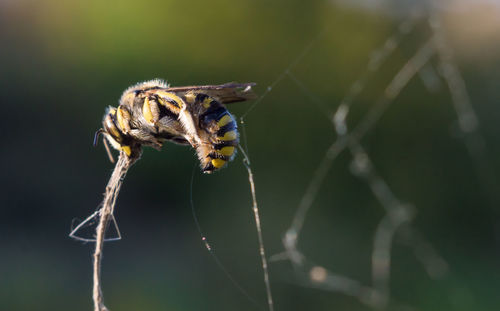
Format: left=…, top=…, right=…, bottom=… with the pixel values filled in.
left=92, top=152, right=139, bottom=311
left=238, top=145, right=274, bottom=311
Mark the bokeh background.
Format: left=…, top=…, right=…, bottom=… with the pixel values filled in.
left=1, top=0, right=499, bottom=310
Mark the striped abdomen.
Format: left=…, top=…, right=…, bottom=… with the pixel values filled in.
left=194, top=93, right=239, bottom=173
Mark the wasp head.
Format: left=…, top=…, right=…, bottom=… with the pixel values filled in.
left=99, top=106, right=141, bottom=160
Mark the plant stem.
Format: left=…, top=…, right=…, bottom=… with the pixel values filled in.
left=93, top=152, right=137, bottom=311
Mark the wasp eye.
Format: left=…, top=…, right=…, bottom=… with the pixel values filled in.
left=103, top=113, right=121, bottom=141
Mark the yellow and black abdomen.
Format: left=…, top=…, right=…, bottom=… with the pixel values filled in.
left=194, top=93, right=239, bottom=173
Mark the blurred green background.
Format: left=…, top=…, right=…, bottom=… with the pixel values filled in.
left=1, top=0, right=499, bottom=310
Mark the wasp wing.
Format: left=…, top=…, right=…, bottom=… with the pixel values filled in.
left=166, top=82, right=256, bottom=104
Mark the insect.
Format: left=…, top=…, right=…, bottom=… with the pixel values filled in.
left=96, top=79, right=256, bottom=173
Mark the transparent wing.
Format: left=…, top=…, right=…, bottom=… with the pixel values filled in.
left=165, top=82, right=256, bottom=104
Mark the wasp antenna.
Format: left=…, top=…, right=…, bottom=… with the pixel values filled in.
left=102, top=137, right=116, bottom=163
left=93, top=129, right=104, bottom=147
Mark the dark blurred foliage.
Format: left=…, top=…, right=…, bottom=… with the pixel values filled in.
left=1, top=0, right=499, bottom=310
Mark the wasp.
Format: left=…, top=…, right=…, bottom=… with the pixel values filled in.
left=96, top=79, right=256, bottom=173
